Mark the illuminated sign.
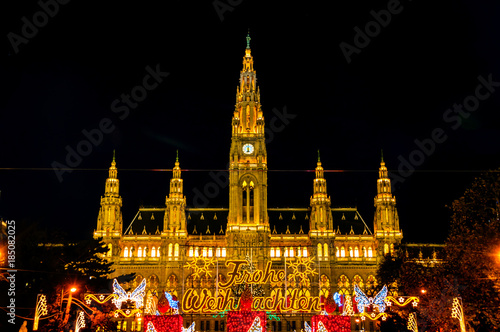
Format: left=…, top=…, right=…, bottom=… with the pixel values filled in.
left=182, top=259, right=322, bottom=313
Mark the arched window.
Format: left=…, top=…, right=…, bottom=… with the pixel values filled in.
left=323, top=243, right=329, bottom=257
left=195, top=247, right=199, bottom=257
left=368, top=246, right=373, bottom=257
left=289, top=247, right=294, bottom=257
left=303, top=247, right=308, bottom=257
left=208, top=247, right=213, bottom=257
left=124, top=247, right=129, bottom=258
left=221, top=247, right=226, bottom=257
left=138, top=247, right=143, bottom=257
left=349, top=247, right=353, bottom=257
left=362, top=246, right=367, bottom=257
left=216, top=247, right=221, bottom=257
left=270, top=248, right=275, bottom=258
left=189, top=246, right=194, bottom=257
left=340, top=246, right=346, bottom=258
left=336, top=247, right=340, bottom=257
left=317, top=243, right=323, bottom=257
left=284, top=247, right=289, bottom=257
left=354, top=247, right=359, bottom=257
left=168, top=243, right=173, bottom=257
left=151, top=246, right=156, bottom=257
left=202, top=247, right=207, bottom=257
left=275, top=247, right=280, bottom=257
left=174, top=243, right=179, bottom=257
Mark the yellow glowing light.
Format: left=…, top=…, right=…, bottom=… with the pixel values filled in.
left=184, top=256, right=216, bottom=278
left=360, top=312, right=388, bottom=321
left=286, top=256, right=318, bottom=284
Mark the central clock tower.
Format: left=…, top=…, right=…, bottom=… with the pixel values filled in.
left=227, top=34, right=270, bottom=260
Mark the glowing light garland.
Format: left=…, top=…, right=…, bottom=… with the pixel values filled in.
left=360, top=312, right=388, bottom=321
left=75, top=311, right=85, bottom=332
left=451, top=297, right=466, bottom=332
left=113, top=308, right=142, bottom=318
left=112, top=278, right=146, bottom=309
left=407, top=312, right=418, bottom=332
left=384, top=295, right=419, bottom=308
left=183, top=256, right=216, bottom=278
left=286, top=256, right=318, bottom=284
left=33, top=294, right=47, bottom=330
left=84, top=293, right=117, bottom=305
left=354, top=284, right=388, bottom=313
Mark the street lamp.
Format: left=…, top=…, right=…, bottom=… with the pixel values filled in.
left=62, top=286, right=77, bottom=325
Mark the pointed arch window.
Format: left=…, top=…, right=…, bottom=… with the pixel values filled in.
left=151, top=246, right=156, bottom=257
left=221, top=247, right=226, bottom=257
left=276, top=247, right=281, bottom=257
left=124, top=247, right=129, bottom=258
left=336, top=247, right=340, bottom=257
left=354, top=247, right=360, bottom=258
left=195, top=247, right=199, bottom=257
left=317, top=243, right=323, bottom=258
left=216, top=247, right=220, bottom=257
left=270, top=248, right=275, bottom=258
left=208, top=247, right=213, bottom=257
left=303, top=247, right=308, bottom=257
left=174, top=243, right=179, bottom=257
left=202, top=247, right=207, bottom=257
left=368, top=246, right=373, bottom=258
left=168, top=243, right=173, bottom=257
left=349, top=247, right=353, bottom=257
left=340, top=246, right=346, bottom=258
left=323, top=243, right=329, bottom=257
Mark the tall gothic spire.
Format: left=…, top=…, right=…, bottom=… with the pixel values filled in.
left=232, top=33, right=263, bottom=136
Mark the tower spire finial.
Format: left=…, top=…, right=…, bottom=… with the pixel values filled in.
left=317, top=149, right=321, bottom=163
left=380, top=149, right=384, bottom=163
left=113, top=149, right=116, bottom=162
left=246, top=30, right=251, bottom=49
left=176, top=150, right=179, bottom=163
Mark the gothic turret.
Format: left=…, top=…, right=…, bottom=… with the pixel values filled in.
left=95, top=151, right=123, bottom=240
left=164, top=152, right=187, bottom=237
left=374, top=152, right=402, bottom=256
left=310, top=151, right=333, bottom=233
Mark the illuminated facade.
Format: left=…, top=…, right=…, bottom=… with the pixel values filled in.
left=94, top=36, right=403, bottom=331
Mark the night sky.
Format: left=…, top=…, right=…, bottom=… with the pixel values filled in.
left=1, top=1, right=500, bottom=244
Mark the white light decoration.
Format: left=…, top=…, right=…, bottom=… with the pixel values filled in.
left=165, top=291, right=179, bottom=314
left=304, top=321, right=312, bottom=332
left=33, top=294, right=48, bottom=330
left=452, top=297, right=466, bottom=332
left=182, top=322, right=195, bottom=332
left=342, top=295, right=354, bottom=316
left=112, top=278, right=146, bottom=309
left=75, top=311, right=85, bottom=332
left=146, top=321, right=157, bottom=332
left=317, top=321, right=328, bottom=332
left=354, top=284, right=388, bottom=313
left=407, top=312, right=418, bottom=332
left=247, top=316, right=262, bottom=332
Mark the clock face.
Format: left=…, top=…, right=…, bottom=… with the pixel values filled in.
left=242, top=143, right=254, bottom=155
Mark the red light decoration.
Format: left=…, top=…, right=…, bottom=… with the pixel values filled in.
left=227, top=311, right=267, bottom=332
left=143, top=314, right=183, bottom=332
left=311, top=314, right=350, bottom=332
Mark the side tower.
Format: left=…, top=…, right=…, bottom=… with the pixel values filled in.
left=163, top=152, right=187, bottom=237
left=374, top=154, right=403, bottom=259
left=95, top=152, right=123, bottom=258
left=227, top=34, right=270, bottom=261
left=309, top=152, right=333, bottom=233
